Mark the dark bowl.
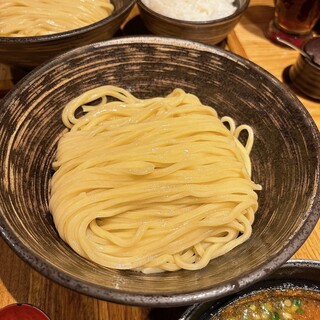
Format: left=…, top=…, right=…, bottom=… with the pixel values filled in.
left=136, top=0, right=249, bottom=45
left=0, top=0, right=135, bottom=69
left=0, top=36, right=319, bottom=307
left=288, top=38, right=320, bottom=101
left=180, top=259, right=320, bottom=319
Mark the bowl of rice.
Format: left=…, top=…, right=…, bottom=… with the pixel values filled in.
left=0, top=36, right=319, bottom=307
left=0, top=0, right=135, bottom=69
left=136, top=0, right=249, bottom=45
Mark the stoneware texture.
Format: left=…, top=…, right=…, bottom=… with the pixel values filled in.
left=180, top=260, right=320, bottom=319
left=0, top=0, right=135, bottom=69
left=289, top=55, right=320, bottom=101
left=0, top=36, right=320, bottom=307
left=137, top=0, right=249, bottom=45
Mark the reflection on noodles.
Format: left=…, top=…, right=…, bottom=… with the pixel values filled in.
left=0, top=0, right=114, bottom=37
left=49, top=86, right=261, bottom=273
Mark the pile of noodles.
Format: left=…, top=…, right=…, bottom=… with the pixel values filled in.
left=49, top=86, right=261, bottom=274
left=0, top=0, right=114, bottom=36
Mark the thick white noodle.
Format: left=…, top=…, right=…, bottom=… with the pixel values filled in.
left=50, top=86, right=262, bottom=273
left=0, top=0, right=114, bottom=36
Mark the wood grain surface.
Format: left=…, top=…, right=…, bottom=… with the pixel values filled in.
left=0, top=1, right=319, bottom=319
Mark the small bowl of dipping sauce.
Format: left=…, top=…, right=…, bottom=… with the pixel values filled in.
left=136, top=0, right=249, bottom=45
left=288, top=37, right=320, bottom=100
left=211, top=287, right=320, bottom=319
left=180, top=260, right=320, bottom=320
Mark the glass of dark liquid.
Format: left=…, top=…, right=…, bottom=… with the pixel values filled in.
left=266, top=0, right=320, bottom=47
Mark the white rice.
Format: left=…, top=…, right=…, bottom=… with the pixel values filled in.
left=141, top=0, right=237, bottom=21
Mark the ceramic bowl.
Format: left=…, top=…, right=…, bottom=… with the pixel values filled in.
left=0, top=0, right=135, bottom=69
left=288, top=37, right=320, bottom=101
left=180, top=260, right=320, bottom=319
left=0, top=36, right=320, bottom=307
left=136, top=0, right=249, bottom=45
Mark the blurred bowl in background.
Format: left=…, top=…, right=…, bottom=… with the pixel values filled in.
left=0, top=0, right=135, bottom=70
left=0, top=36, right=319, bottom=307
left=288, top=37, right=320, bottom=101
left=136, top=0, right=249, bottom=45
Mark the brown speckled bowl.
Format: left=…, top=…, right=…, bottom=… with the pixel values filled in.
left=136, top=0, right=249, bottom=45
left=0, top=0, right=135, bottom=69
left=288, top=38, right=320, bottom=101
left=0, top=36, right=319, bottom=307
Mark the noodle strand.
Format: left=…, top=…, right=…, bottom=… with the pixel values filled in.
left=49, top=86, right=261, bottom=273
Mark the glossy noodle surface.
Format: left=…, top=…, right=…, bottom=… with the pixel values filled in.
left=0, top=0, right=114, bottom=36
left=49, top=86, right=261, bottom=273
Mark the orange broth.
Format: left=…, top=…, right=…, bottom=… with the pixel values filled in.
left=212, top=288, right=320, bottom=320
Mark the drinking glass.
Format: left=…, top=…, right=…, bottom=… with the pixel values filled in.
left=266, top=0, right=320, bottom=47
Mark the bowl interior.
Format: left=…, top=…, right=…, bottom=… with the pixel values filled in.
left=0, top=37, right=319, bottom=307
left=0, top=0, right=135, bottom=69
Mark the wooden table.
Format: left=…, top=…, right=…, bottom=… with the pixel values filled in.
left=0, top=1, right=319, bottom=319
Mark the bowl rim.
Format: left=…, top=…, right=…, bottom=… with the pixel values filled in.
left=136, top=0, right=250, bottom=25
left=0, top=35, right=319, bottom=307
left=179, top=259, right=320, bottom=320
left=0, top=0, right=136, bottom=42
